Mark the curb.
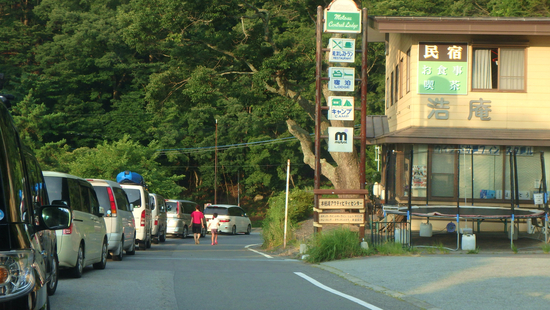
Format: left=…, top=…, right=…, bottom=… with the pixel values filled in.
left=314, top=264, right=442, bottom=310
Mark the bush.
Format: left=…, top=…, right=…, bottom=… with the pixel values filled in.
left=305, top=228, right=371, bottom=263
left=261, top=188, right=313, bottom=249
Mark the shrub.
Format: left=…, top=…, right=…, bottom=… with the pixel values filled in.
left=305, top=228, right=370, bottom=263
left=261, top=188, right=313, bottom=249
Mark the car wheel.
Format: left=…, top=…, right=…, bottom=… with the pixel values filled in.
left=159, top=229, right=166, bottom=242
left=182, top=226, right=188, bottom=239
left=93, top=240, right=108, bottom=269
left=47, top=254, right=59, bottom=296
left=232, top=225, right=237, bottom=235
left=126, top=237, right=136, bottom=255
left=70, top=244, right=84, bottom=278
left=138, top=241, right=147, bottom=250
left=153, top=230, right=160, bottom=244
left=113, top=238, right=123, bottom=261
left=246, top=224, right=251, bottom=235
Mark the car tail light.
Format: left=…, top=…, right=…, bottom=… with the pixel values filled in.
left=154, top=220, right=158, bottom=226
left=141, top=210, right=146, bottom=226
left=220, top=219, right=230, bottom=222
left=107, top=187, right=117, bottom=217
left=176, top=202, right=181, bottom=218
left=63, top=223, right=73, bottom=234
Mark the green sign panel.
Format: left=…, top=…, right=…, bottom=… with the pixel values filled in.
left=324, top=11, right=361, bottom=33
left=417, top=43, right=468, bottom=95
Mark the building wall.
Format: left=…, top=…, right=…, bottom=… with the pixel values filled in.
left=385, top=33, right=550, bottom=132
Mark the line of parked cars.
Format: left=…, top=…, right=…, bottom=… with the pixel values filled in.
left=0, top=94, right=252, bottom=309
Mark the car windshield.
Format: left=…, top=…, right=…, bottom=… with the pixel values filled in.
left=123, top=188, right=141, bottom=208
left=165, top=201, right=178, bottom=214
left=204, top=207, right=229, bottom=215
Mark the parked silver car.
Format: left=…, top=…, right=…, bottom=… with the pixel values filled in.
left=89, top=179, right=137, bottom=260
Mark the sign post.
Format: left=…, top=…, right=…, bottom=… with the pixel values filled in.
left=314, top=0, right=368, bottom=240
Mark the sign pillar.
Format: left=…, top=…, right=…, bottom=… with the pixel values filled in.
left=314, top=1, right=369, bottom=241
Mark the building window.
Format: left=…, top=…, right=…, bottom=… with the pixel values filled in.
left=472, top=47, right=525, bottom=91
left=390, top=71, right=394, bottom=106
left=406, top=49, right=410, bottom=93
left=395, top=64, right=400, bottom=101
left=386, top=77, right=389, bottom=109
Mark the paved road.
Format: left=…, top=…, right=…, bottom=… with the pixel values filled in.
left=50, top=230, right=419, bottom=310
left=322, top=253, right=550, bottom=310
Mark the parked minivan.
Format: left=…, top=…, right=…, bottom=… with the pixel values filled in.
left=165, top=199, right=195, bottom=238
left=89, top=179, right=137, bottom=260
left=0, top=95, right=71, bottom=309
left=150, top=193, right=167, bottom=243
left=120, top=183, right=152, bottom=250
left=43, top=171, right=109, bottom=278
left=204, top=204, right=252, bottom=235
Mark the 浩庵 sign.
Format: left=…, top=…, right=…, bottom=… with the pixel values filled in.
left=329, top=38, right=355, bottom=63
left=328, top=127, right=354, bottom=153
left=418, top=43, right=468, bottom=95
left=328, top=96, right=354, bottom=120
left=328, top=67, right=355, bottom=91
left=319, top=213, right=364, bottom=224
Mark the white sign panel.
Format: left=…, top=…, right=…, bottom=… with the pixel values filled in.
left=329, top=38, right=355, bottom=63
left=328, top=67, right=355, bottom=91
left=328, top=127, right=354, bottom=153
left=328, top=96, right=354, bottom=120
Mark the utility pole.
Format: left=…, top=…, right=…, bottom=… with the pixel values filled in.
left=215, top=119, right=218, bottom=204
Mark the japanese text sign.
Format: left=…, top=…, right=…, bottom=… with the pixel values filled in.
left=418, top=43, right=468, bottom=95
left=319, top=198, right=364, bottom=209
left=328, top=96, right=354, bottom=121
left=328, top=67, right=355, bottom=91
left=329, top=38, right=355, bottom=63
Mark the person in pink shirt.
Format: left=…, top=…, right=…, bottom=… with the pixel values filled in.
left=190, top=205, right=205, bottom=244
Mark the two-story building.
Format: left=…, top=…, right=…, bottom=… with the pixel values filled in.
left=363, top=17, right=550, bottom=239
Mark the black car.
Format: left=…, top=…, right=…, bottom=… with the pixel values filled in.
left=0, top=95, right=71, bottom=310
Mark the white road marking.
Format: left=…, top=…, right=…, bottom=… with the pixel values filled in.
left=245, top=243, right=273, bottom=258
left=294, top=272, right=384, bottom=310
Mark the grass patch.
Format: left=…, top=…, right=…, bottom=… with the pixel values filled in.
left=374, top=242, right=412, bottom=256
left=467, top=247, right=480, bottom=254
left=305, top=228, right=372, bottom=263
left=422, top=242, right=450, bottom=254
left=511, top=244, right=518, bottom=254
left=541, top=243, right=550, bottom=253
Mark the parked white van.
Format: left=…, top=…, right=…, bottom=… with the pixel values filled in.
left=204, top=204, right=252, bottom=235
left=43, top=171, right=108, bottom=278
left=120, top=183, right=152, bottom=250
left=89, top=179, right=136, bottom=260
left=149, top=193, right=167, bottom=243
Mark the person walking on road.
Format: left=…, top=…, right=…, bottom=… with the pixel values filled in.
left=191, top=205, right=205, bottom=244
left=207, top=213, right=220, bottom=245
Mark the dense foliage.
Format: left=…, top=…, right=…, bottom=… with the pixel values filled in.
left=1, top=0, right=546, bottom=211
left=261, top=188, right=313, bottom=248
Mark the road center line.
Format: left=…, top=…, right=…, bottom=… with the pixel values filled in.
left=294, top=272, right=384, bottom=310
left=245, top=243, right=273, bottom=258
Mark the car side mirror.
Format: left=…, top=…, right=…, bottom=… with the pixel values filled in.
left=36, top=205, right=72, bottom=231
left=51, top=199, right=69, bottom=206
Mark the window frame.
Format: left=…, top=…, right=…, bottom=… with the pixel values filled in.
left=471, top=43, right=527, bottom=93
